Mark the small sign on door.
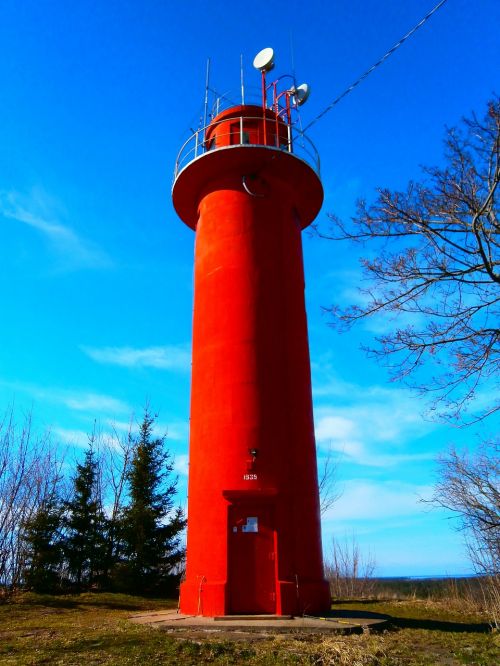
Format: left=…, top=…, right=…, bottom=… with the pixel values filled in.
left=242, top=516, right=258, bottom=533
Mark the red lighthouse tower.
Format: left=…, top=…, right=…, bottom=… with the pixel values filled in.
left=172, top=49, right=330, bottom=617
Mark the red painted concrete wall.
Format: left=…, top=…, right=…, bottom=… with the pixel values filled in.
left=173, top=105, right=330, bottom=616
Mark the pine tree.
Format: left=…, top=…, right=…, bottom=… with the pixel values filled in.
left=22, top=493, right=64, bottom=593
left=120, top=410, right=186, bottom=594
left=63, top=443, right=107, bottom=591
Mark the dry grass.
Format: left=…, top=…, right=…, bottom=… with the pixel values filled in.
left=0, top=593, right=498, bottom=665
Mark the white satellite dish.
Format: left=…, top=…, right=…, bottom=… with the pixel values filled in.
left=253, top=47, right=275, bottom=72
left=293, top=83, right=311, bottom=106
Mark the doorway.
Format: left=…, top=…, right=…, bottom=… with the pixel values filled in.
left=228, top=502, right=276, bottom=614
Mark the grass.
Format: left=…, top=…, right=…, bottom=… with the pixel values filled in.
left=0, top=592, right=498, bottom=665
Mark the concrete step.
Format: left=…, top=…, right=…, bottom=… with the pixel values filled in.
left=214, top=614, right=293, bottom=621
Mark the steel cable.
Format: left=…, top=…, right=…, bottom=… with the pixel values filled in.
left=301, top=0, right=450, bottom=133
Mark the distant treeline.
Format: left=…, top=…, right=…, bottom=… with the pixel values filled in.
left=0, top=408, right=185, bottom=598
left=368, top=576, right=487, bottom=601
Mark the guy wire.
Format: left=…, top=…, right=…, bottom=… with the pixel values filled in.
left=301, top=0, right=450, bottom=133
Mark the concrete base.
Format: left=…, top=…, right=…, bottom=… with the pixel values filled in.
left=130, top=609, right=390, bottom=636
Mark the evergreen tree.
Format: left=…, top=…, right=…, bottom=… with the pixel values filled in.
left=120, top=410, right=186, bottom=594
left=63, top=443, right=107, bottom=591
left=22, top=493, right=64, bottom=593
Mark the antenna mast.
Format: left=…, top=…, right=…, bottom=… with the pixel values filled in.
left=252, top=47, right=275, bottom=111
left=240, top=54, right=245, bottom=105
left=203, top=58, right=210, bottom=128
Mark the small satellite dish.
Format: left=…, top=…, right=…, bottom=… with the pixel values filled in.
left=253, top=47, right=275, bottom=72
left=293, top=83, right=311, bottom=106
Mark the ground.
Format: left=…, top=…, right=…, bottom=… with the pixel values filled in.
left=0, top=593, right=498, bottom=665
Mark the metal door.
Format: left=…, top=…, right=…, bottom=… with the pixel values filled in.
left=228, top=503, right=276, bottom=614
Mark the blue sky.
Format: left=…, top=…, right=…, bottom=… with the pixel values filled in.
left=1, top=0, right=498, bottom=576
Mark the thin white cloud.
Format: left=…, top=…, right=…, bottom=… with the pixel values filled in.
left=0, top=380, right=130, bottom=415
left=82, top=344, right=191, bottom=371
left=163, top=422, right=189, bottom=441
left=173, top=453, right=189, bottom=476
left=52, top=427, right=90, bottom=448
left=314, top=399, right=435, bottom=467
left=312, top=374, right=359, bottom=398
left=62, top=392, right=129, bottom=413
left=0, top=188, right=112, bottom=270
left=312, top=362, right=438, bottom=467
left=323, top=479, right=432, bottom=522
left=104, top=417, right=188, bottom=441
left=315, top=415, right=357, bottom=441
left=104, top=418, right=137, bottom=436
left=315, top=264, right=426, bottom=335
left=316, top=436, right=434, bottom=468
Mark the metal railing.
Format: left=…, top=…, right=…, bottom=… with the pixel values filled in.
left=173, top=112, right=320, bottom=182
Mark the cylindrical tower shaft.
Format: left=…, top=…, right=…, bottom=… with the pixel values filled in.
left=173, top=104, right=330, bottom=616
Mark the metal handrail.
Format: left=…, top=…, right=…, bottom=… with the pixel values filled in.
left=173, top=113, right=320, bottom=183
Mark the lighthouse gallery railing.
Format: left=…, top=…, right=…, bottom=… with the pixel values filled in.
left=174, top=113, right=321, bottom=183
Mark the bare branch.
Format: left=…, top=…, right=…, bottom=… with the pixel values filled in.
left=320, top=98, right=500, bottom=422
left=318, top=444, right=341, bottom=516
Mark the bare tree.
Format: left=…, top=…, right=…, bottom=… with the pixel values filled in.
left=0, top=408, right=64, bottom=595
left=428, top=441, right=499, bottom=627
left=318, top=444, right=341, bottom=516
left=318, top=98, right=499, bottom=423
left=101, top=422, right=134, bottom=531
left=99, top=421, right=135, bottom=584
left=324, top=535, right=376, bottom=600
